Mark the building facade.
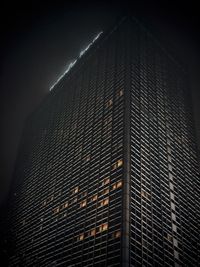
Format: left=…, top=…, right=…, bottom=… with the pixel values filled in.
left=7, top=17, right=200, bottom=266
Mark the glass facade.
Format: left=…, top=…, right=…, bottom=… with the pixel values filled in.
left=7, top=17, right=200, bottom=266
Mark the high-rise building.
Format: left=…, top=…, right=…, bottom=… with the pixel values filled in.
left=7, top=17, right=200, bottom=266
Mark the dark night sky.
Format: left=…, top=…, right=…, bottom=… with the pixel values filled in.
left=0, top=0, right=200, bottom=204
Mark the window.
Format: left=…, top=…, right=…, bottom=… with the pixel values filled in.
left=77, top=234, right=84, bottom=241
left=80, top=200, right=87, bottom=208
left=117, top=89, right=123, bottom=97
left=81, top=191, right=87, bottom=198
left=53, top=207, right=60, bottom=214
left=90, top=229, right=96, bottom=236
left=101, top=188, right=109, bottom=195
left=60, top=202, right=68, bottom=210
left=74, top=186, right=79, bottom=194
left=102, top=177, right=110, bottom=186
left=141, top=190, right=151, bottom=199
left=105, top=99, right=113, bottom=108
left=112, top=180, right=122, bottom=190
left=70, top=197, right=78, bottom=205
left=117, top=180, right=122, bottom=188
left=112, top=159, right=123, bottom=170
left=113, top=231, right=121, bottom=238
left=91, top=194, right=98, bottom=201
left=99, top=198, right=109, bottom=207
left=99, top=223, right=108, bottom=232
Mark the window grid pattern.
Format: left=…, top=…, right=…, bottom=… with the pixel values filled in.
left=8, top=27, right=126, bottom=267
left=130, top=22, right=200, bottom=267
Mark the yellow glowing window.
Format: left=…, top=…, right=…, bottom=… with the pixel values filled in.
left=102, top=177, right=110, bottom=186
left=112, top=159, right=123, bottom=170
left=99, top=198, right=109, bottom=207
left=112, top=183, right=117, bottom=190
left=80, top=200, right=87, bottom=208
left=78, top=234, right=84, bottom=241
left=53, top=207, right=60, bottom=214
left=114, top=231, right=121, bottom=238
left=71, top=186, right=79, bottom=195
left=99, top=223, right=108, bottom=232
left=74, top=186, right=79, bottom=193
left=60, top=202, right=68, bottom=210
left=64, top=202, right=68, bottom=208
left=118, top=89, right=123, bottom=97
left=117, top=159, right=123, bottom=167
left=116, top=181, right=122, bottom=188
left=91, top=194, right=98, bottom=201
left=90, top=229, right=96, bottom=236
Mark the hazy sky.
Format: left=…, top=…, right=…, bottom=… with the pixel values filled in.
left=0, top=0, right=199, bottom=204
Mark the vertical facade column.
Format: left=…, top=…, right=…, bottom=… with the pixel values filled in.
left=121, top=19, right=131, bottom=267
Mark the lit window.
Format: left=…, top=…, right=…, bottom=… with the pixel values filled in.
left=112, top=183, right=117, bottom=190
left=80, top=200, right=87, bottom=208
left=117, top=89, right=123, bottom=97
left=60, top=202, right=68, bottom=210
left=102, top=177, right=110, bottom=186
left=90, top=229, right=96, bottom=236
left=116, top=181, right=122, bottom=188
left=99, top=223, right=108, bottom=232
left=141, top=190, right=150, bottom=199
left=99, top=198, right=109, bottom=207
left=71, top=186, right=79, bottom=195
left=74, top=186, right=79, bottom=193
left=112, top=159, right=123, bottom=170
left=105, top=99, right=113, bottom=108
left=53, top=207, right=60, bottom=214
left=113, top=231, right=121, bottom=238
left=77, top=234, right=84, bottom=241
left=91, top=194, right=98, bottom=201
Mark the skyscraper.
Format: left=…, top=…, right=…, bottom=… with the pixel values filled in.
left=7, top=17, right=200, bottom=266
